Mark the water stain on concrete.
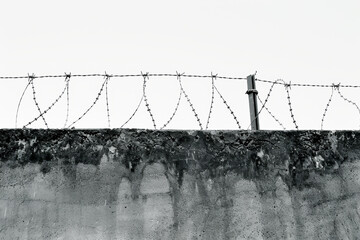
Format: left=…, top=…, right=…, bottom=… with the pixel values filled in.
left=1, top=129, right=360, bottom=239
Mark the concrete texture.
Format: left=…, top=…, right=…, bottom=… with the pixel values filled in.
left=0, top=129, right=360, bottom=239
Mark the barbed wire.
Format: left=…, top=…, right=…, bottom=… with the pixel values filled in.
left=177, top=72, right=203, bottom=130
left=160, top=81, right=183, bottom=130
left=15, top=78, right=32, bottom=128
left=257, top=95, right=286, bottom=130
left=320, top=84, right=337, bottom=130
left=142, top=72, right=157, bottom=129
left=4, top=72, right=360, bottom=130
left=283, top=81, right=299, bottom=130
left=105, top=73, right=111, bottom=128
left=67, top=76, right=108, bottom=128
left=0, top=73, right=247, bottom=81
left=212, top=75, right=242, bottom=129
left=63, top=73, right=70, bottom=128
left=120, top=95, right=143, bottom=128
left=30, top=75, right=49, bottom=129
left=336, top=86, right=360, bottom=128
left=247, top=79, right=279, bottom=130
left=205, top=74, right=215, bottom=130
left=24, top=75, right=70, bottom=128
left=255, top=78, right=360, bottom=88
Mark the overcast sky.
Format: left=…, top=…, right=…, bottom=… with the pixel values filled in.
left=1, top=0, right=360, bottom=130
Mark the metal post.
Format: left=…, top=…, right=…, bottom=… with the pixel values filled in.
left=246, top=75, right=260, bottom=130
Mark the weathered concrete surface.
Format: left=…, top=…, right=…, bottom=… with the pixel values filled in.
left=0, top=129, right=360, bottom=239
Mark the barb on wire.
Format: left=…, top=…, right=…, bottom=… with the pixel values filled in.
left=177, top=72, right=203, bottom=130
left=24, top=75, right=70, bottom=128
left=63, top=73, right=71, bottom=128
left=105, top=72, right=112, bottom=128
left=67, top=77, right=108, bottom=128
left=321, top=84, right=336, bottom=130
left=213, top=75, right=241, bottom=129
left=205, top=74, right=216, bottom=130
left=29, top=74, right=49, bottom=129
left=284, top=81, right=299, bottom=130
left=160, top=81, right=183, bottom=130
left=142, top=72, right=157, bottom=129
left=335, top=85, right=360, bottom=128
left=257, top=95, right=286, bottom=130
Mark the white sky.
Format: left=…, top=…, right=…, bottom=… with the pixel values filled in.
left=1, top=0, right=360, bottom=130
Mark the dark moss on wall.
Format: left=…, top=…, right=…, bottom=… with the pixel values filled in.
left=0, top=129, right=359, bottom=190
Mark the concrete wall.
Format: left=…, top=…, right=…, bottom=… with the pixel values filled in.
left=0, top=129, right=360, bottom=239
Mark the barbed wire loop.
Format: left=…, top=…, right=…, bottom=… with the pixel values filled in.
left=177, top=72, right=203, bottom=130
left=105, top=72, right=112, bottom=128
left=24, top=75, right=70, bottom=128
left=283, top=80, right=298, bottom=130
left=213, top=77, right=241, bottom=129
left=205, top=73, right=216, bottom=130
left=335, top=85, right=360, bottom=129
left=142, top=72, right=157, bottom=129
left=29, top=74, right=49, bottom=129
left=160, top=74, right=183, bottom=129
left=257, top=95, right=286, bottom=130
left=67, top=76, right=108, bottom=128
left=63, top=73, right=71, bottom=128
left=321, top=84, right=335, bottom=130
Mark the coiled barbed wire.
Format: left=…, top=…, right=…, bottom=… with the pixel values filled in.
left=283, top=81, right=299, bottom=130
left=15, top=77, right=32, bottom=128
left=206, top=74, right=216, bottom=130
left=120, top=95, right=143, bottom=128
left=23, top=75, right=70, bottom=128
left=30, top=75, right=49, bottom=129
left=105, top=73, right=111, bottom=128
left=212, top=76, right=241, bottom=129
left=160, top=81, right=183, bottom=130
left=247, top=79, right=279, bottom=130
left=257, top=95, right=286, bottom=130
left=177, top=72, right=203, bottom=130
left=63, top=73, right=71, bottom=128
left=321, top=84, right=338, bottom=130
left=67, top=77, right=108, bottom=128
left=142, top=72, right=157, bottom=129
left=336, top=86, right=360, bottom=128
